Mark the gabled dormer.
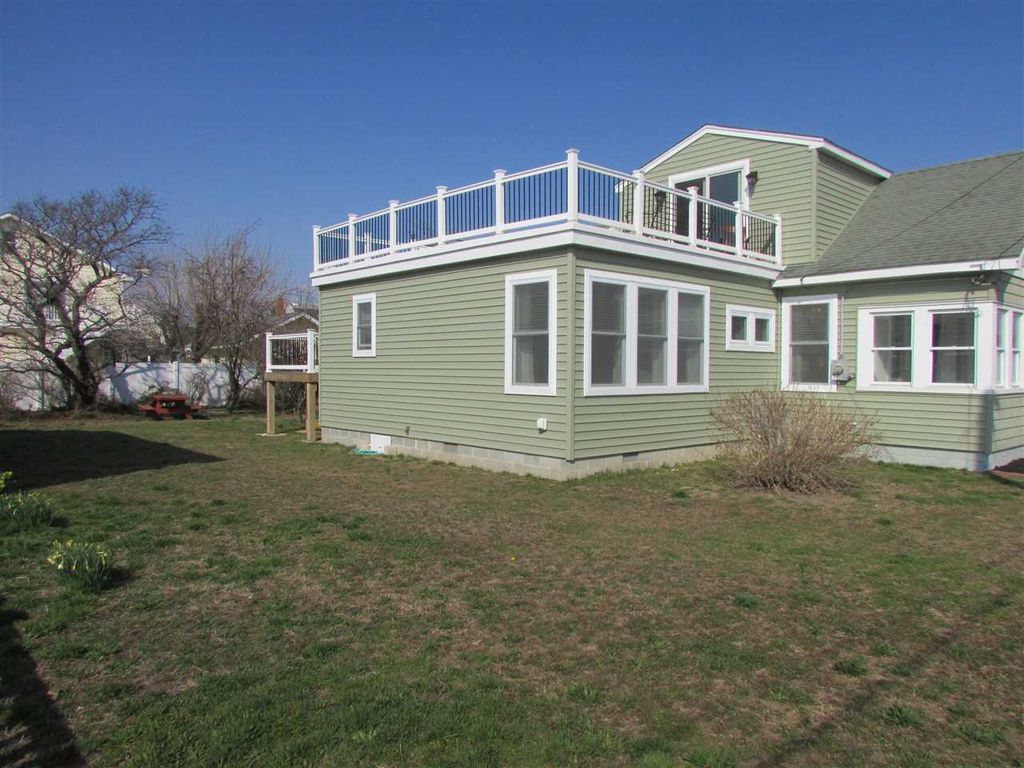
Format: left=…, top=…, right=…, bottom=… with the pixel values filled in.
left=641, top=125, right=890, bottom=267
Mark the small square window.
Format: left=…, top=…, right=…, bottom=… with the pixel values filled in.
left=726, top=305, right=775, bottom=352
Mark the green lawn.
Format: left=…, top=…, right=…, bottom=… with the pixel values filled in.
left=1, top=415, right=1022, bottom=767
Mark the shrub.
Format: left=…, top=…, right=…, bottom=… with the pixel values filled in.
left=47, top=540, right=113, bottom=592
left=0, top=470, right=12, bottom=492
left=712, top=389, right=875, bottom=492
left=2, top=491, right=55, bottom=530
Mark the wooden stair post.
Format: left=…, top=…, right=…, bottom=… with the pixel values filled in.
left=265, top=379, right=276, bottom=435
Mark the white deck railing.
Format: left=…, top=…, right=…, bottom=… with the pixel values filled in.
left=313, top=150, right=782, bottom=273
left=265, top=330, right=318, bottom=373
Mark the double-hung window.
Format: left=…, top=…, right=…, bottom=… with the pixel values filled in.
left=871, top=313, right=913, bottom=384
left=996, top=309, right=1008, bottom=387
left=1012, top=311, right=1023, bottom=387
left=782, top=296, right=838, bottom=392
left=725, top=305, right=775, bottom=352
left=504, top=270, right=557, bottom=395
left=352, top=293, right=376, bottom=357
left=930, top=311, right=975, bottom=384
left=584, top=270, right=709, bottom=395
left=996, top=308, right=1023, bottom=389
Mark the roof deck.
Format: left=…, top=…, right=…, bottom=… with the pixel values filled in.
left=312, top=151, right=782, bottom=281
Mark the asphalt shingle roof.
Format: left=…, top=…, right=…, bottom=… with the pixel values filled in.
left=790, top=151, right=1023, bottom=278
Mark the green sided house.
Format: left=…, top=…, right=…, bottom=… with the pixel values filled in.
left=302, top=125, right=1024, bottom=478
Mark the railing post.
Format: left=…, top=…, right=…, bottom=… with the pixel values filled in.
left=566, top=148, right=579, bottom=222
left=306, top=329, right=317, bottom=372
left=264, top=332, right=273, bottom=373
left=436, top=186, right=447, bottom=244
left=632, top=171, right=645, bottom=235
left=734, top=201, right=743, bottom=257
left=773, top=214, right=783, bottom=265
left=687, top=186, right=699, bottom=242
left=347, top=213, right=357, bottom=259
left=312, top=225, right=321, bottom=271
left=494, top=170, right=506, bottom=234
left=388, top=200, right=398, bottom=254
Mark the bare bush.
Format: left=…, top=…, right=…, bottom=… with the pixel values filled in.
left=185, top=369, right=211, bottom=406
left=712, top=389, right=875, bottom=492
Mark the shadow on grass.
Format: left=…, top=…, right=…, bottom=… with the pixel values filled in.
left=0, top=430, right=222, bottom=491
left=0, top=596, right=85, bottom=767
left=754, top=581, right=1020, bottom=767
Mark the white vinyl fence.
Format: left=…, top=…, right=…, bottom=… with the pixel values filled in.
left=102, top=362, right=257, bottom=407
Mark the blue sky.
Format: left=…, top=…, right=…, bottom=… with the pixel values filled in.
left=2, top=0, right=1021, bottom=284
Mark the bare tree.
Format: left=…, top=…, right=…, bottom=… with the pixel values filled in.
left=0, top=189, right=170, bottom=409
left=185, top=227, right=279, bottom=410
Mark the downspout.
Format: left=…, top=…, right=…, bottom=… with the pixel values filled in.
left=565, top=248, right=576, bottom=464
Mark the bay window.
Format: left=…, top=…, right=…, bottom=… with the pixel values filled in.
left=585, top=270, right=709, bottom=395
left=504, top=270, right=557, bottom=395
left=856, top=303, right=1018, bottom=391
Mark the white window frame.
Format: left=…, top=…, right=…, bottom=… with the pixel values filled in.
left=1011, top=310, right=1023, bottom=387
left=781, top=294, right=839, bottom=393
left=996, top=308, right=1009, bottom=388
left=504, top=269, right=557, bottom=396
left=667, top=159, right=752, bottom=209
left=996, top=306, right=1024, bottom=390
left=583, top=269, right=710, bottom=396
left=856, top=302, right=998, bottom=392
left=351, top=293, right=376, bottom=357
left=725, top=304, right=775, bottom=352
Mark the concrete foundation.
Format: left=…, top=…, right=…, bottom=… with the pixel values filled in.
left=321, top=426, right=717, bottom=480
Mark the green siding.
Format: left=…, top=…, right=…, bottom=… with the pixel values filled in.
left=815, top=152, right=879, bottom=259
left=571, top=249, right=778, bottom=459
left=319, top=252, right=570, bottom=458
left=992, top=392, right=1024, bottom=452
left=785, top=276, right=1014, bottom=455
left=644, top=134, right=815, bottom=266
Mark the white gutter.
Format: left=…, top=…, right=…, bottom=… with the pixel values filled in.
left=772, top=256, right=1022, bottom=288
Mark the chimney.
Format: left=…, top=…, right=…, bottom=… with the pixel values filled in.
left=274, top=295, right=287, bottom=316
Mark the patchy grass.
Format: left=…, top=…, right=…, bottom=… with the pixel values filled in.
left=1, top=414, right=1022, bottom=767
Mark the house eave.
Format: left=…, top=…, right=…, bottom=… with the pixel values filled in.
left=772, top=256, right=1023, bottom=288
left=641, top=124, right=892, bottom=180
left=311, top=222, right=781, bottom=288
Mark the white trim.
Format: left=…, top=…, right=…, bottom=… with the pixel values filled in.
left=781, top=294, right=839, bottom=392
left=773, top=256, right=1022, bottom=287
left=311, top=221, right=780, bottom=288
left=641, top=124, right=891, bottom=179
left=855, top=301, right=998, bottom=392
left=725, top=304, right=776, bottom=352
left=351, top=293, right=376, bottom=357
left=667, top=159, right=751, bottom=209
left=504, top=269, right=558, bottom=396
left=582, top=268, right=710, bottom=396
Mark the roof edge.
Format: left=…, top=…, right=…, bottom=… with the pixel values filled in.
left=641, top=124, right=892, bottom=179
left=773, top=255, right=1022, bottom=288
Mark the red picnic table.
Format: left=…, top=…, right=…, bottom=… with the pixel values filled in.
left=138, top=392, right=203, bottom=419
